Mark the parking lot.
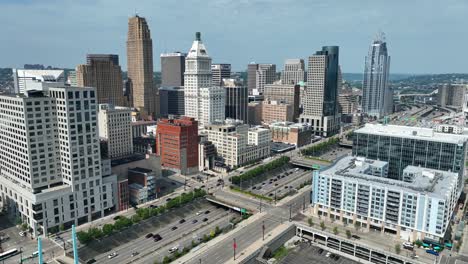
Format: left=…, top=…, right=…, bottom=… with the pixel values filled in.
left=246, top=167, right=311, bottom=199
left=79, top=199, right=231, bottom=264
left=319, top=146, right=352, bottom=161
left=280, top=242, right=359, bottom=264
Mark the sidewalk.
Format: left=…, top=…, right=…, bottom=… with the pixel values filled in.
left=225, top=222, right=292, bottom=264
left=175, top=211, right=268, bottom=263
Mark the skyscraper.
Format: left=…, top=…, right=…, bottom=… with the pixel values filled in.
left=76, top=54, right=125, bottom=106
left=184, top=32, right=225, bottom=126
left=127, top=15, right=156, bottom=118
left=212, top=63, right=231, bottom=86
left=159, top=86, right=185, bottom=117
left=247, top=63, right=258, bottom=94
left=224, top=78, right=248, bottom=123
left=300, top=46, right=340, bottom=137
left=160, top=52, right=186, bottom=87
left=281, top=59, right=305, bottom=85
left=362, top=32, right=392, bottom=118
left=98, top=104, right=133, bottom=159
left=264, top=83, right=300, bottom=120
left=256, top=64, right=276, bottom=95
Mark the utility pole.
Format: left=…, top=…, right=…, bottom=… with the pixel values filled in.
left=303, top=195, right=306, bottom=212
left=259, top=199, right=262, bottom=213
left=289, top=204, right=292, bottom=222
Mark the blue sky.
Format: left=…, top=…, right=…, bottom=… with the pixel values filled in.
left=1, top=0, right=467, bottom=73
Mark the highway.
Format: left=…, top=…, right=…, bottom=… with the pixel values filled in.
left=90, top=204, right=229, bottom=264
left=183, top=190, right=311, bottom=264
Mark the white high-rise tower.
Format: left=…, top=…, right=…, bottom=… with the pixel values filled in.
left=184, top=32, right=225, bottom=126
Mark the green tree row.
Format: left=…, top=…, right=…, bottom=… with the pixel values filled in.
left=230, top=156, right=290, bottom=185
left=77, top=189, right=206, bottom=245
left=300, top=138, right=339, bottom=156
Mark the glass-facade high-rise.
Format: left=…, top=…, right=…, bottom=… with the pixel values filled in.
left=353, top=124, right=468, bottom=185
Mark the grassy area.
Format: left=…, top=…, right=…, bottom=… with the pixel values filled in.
left=303, top=156, right=332, bottom=163
left=229, top=186, right=273, bottom=202
left=272, top=245, right=290, bottom=260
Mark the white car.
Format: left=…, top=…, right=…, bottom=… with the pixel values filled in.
left=168, top=246, right=179, bottom=253
left=196, top=211, right=202, bottom=216
left=325, top=252, right=331, bottom=258
left=19, top=231, right=26, bottom=237
left=108, top=252, right=118, bottom=259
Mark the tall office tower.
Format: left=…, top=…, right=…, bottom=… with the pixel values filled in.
left=353, top=124, right=468, bottom=189
left=281, top=59, right=305, bottom=85
left=300, top=46, right=340, bottom=137
left=98, top=104, right=133, bottom=159
left=224, top=78, right=248, bottom=123
left=159, top=86, right=185, bottom=117
left=362, top=32, right=392, bottom=118
left=76, top=54, right=125, bottom=106
left=264, top=83, right=300, bottom=120
left=255, top=64, right=276, bottom=94
left=156, top=117, right=199, bottom=175
left=0, top=88, right=115, bottom=237
left=160, top=52, right=186, bottom=87
left=13, top=69, right=65, bottom=94
left=247, top=63, right=258, bottom=94
left=212, top=64, right=231, bottom=86
left=127, top=15, right=156, bottom=118
left=337, top=65, right=343, bottom=91
left=184, top=32, right=225, bottom=126
left=438, top=84, right=466, bottom=109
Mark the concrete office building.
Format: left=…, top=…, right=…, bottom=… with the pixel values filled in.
left=264, top=83, right=300, bottom=120
left=300, top=46, right=341, bottom=137
left=247, top=63, right=258, bottom=94
left=438, top=84, right=466, bottom=110
left=212, top=63, right=231, bottom=86
left=13, top=69, right=65, bottom=94
left=159, top=86, right=185, bottom=117
left=255, top=64, right=276, bottom=95
left=67, top=70, right=77, bottom=86
left=269, top=122, right=312, bottom=147
left=184, top=32, right=225, bottom=127
left=198, top=135, right=216, bottom=171
left=224, top=78, right=248, bottom=124
left=156, top=117, right=199, bottom=175
left=338, top=93, right=358, bottom=115
left=76, top=54, right=125, bottom=106
left=161, top=52, right=186, bottom=87
left=205, top=119, right=271, bottom=167
left=127, top=15, right=157, bottom=118
left=311, top=156, right=459, bottom=241
left=98, top=104, right=133, bottom=159
left=248, top=101, right=263, bottom=126
left=0, top=88, right=115, bottom=237
left=362, top=32, right=392, bottom=118
left=262, top=100, right=294, bottom=124
left=281, top=59, right=305, bottom=85
left=353, top=124, right=468, bottom=188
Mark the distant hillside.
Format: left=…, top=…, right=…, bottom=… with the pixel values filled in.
left=342, top=73, right=414, bottom=82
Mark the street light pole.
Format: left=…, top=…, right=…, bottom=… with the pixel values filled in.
left=262, top=221, right=265, bottom=241
left=19, top=247, right=23, bottom=264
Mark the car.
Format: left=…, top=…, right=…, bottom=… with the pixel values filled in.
left=153, top=234, right=162, bottom=242
left=205, top=210, right=210, bottom=214
left=403, top=242, right=414, bottom=250
left=19, top=231, right=26, bottom=237
left=149, top=205, right=157, bottom=208
left=179, top=219, right=186, bottom=224
left=281, top=175, right=285, bottom=178
left=262, top=182, right=266, bottom=185
left=86, top=259, right=96, bottom=264
left=426, top=249, right=439, bottom=256
left=268, top=193, right=274, bottom=197
left=192, top=219, right=198, bottom=224
left=171, top=182, right=176, bottom=185
left=171, top=226, right=178, bottom=231
left=284, top=186, right=288, bottom=189
left=168, top=246, right=179, bottom=253
left=202, top=218, right=208, bottom=222
left=275, top=183, right=278, bottom=186
left=166, top=198, right=172, bottom=202
left=252, top=186, right=257, bottom=190
left=318, top=248, right=324, bottom=254
left=131, top=252, right=139, bottom=257
left=108, top=252, right=118, bottom=259
left=196, top=211, right=203, bottom=216
left=146, top=233, right=154, bottom=238
left=201, top=185, right=206, bottom=188
left=351, top=235, right=360, bottom=240
left=334, top=255, right=340, bottom=261
left=216, top=182, right=221, bottom=186
left=273, top=179, right=278, bottom=182
left=325, top=252, right=331, bottom=257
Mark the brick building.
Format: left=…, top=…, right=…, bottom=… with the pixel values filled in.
left=156, top=117, right=199, bottom=174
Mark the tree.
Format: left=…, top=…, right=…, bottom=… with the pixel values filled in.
left=131, top=214, right=142, bottom=223
left=191, top=240, right=198, bottom=248
left=414, top=240, right=423, bottom=248
left=210, top=230, right=216, bottom=238
left=203, top=234, right=209, bottom=242
left=354, top=221, right=360, bottom=231
left=59, top=224, right=65, bottom=232
left=21, top=223, right=28, bottom=231
left=346, top=230, right=351, bottom=239
left=102, top=224, right=114, bottom=236
left=215, top=226, right=221, bottom=235
left=77, top=231, right=91, bottom=244
left=395, top=244, right=401, bottom=254
left=320, top=221, right=326, bottom=231
left=308, top=218, right=314, bottom=227
left=163, top=256, right=171, bottom=264
left=333, top=227, right=339, bottom=235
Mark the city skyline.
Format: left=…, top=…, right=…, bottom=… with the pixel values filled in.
left=1, top=0, right=467, bottom=74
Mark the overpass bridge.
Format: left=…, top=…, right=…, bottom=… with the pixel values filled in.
left=289, top=156, right=331, bottom=170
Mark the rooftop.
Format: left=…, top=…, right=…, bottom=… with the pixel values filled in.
left=322, top=156, right=458, bottom=198
left=355, top=124, right=468, bottom=144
